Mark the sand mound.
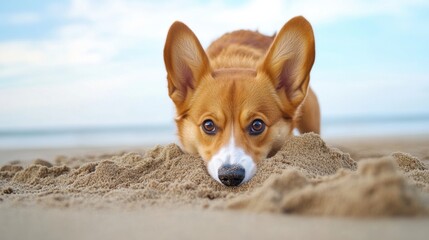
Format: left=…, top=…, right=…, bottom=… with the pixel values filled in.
left=228, top=156, right=428, bottom=216
left=1, top=133, right=428, bottom=216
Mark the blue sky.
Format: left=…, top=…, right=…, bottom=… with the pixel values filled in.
left=0, top=0, right=428, bottom=131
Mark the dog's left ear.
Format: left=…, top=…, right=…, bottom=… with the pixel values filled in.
left=164, top=21, right=210, bottom=109
left=260, top=16, right=315, bottom=108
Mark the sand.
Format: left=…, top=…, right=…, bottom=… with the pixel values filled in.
left=1, top=133, right=429, bottom=239
left=1, top=133, right=428, bottom=216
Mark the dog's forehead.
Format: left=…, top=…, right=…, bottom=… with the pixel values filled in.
left=205, top=70, right=262, bottom=106
left=191, top=71, right=280, bottom=123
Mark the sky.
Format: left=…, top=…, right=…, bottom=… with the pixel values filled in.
left=0, top=0, right=428, bottom=131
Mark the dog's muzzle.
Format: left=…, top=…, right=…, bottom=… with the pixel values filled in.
left=206, top=135, right=257, bottom=186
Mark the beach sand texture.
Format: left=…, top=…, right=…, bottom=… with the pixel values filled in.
left=1, top=133, right=428, bottom=217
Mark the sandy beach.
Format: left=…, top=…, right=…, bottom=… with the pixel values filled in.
left=2, top=0, right=429, bottom=239
left=1, top=133, right=429, bottom=240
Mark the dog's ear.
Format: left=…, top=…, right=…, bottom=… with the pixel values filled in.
left=164, top=21, right=210, bottom=108
left=260, top=16, right=315, bottom=108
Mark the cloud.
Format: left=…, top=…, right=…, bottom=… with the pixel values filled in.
left=1, top=0, right=428, bottom=67
left=0, top=0, right=428, bottom=129
left=0, top=42, right=45, bottom=65
left=6, top=12, right=41, bottom=25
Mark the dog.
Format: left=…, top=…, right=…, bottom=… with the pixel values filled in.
left=163, top=16, right=320, bottom=187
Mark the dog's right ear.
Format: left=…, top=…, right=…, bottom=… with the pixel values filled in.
left=164, top=21, right=210, bottom=109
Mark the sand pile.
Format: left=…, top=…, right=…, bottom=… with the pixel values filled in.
left=1, top=133, right=428, bottom=216
left=228, top=156, right=427, bottom=216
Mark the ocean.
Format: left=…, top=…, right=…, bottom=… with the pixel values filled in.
left=1, top=115, right=428, bottom=150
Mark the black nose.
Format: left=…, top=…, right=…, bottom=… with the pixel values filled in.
left=218, top=164, right=245, bottom=186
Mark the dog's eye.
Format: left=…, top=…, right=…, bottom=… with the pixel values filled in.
left=248, top=119, right=265, bottom=135
left=202, top=119, right=217, bottom=135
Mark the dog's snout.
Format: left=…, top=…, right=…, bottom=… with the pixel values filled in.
left=218, top=164, right=245, bottom=186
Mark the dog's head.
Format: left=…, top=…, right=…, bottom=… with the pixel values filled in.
left=163, top=16, right=315, bottom=186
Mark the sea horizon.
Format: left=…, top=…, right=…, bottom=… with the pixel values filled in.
left=1, top=114, right=428, bottom=149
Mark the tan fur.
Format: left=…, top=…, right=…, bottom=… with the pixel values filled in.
left=164, top=16, right=320, bottom=166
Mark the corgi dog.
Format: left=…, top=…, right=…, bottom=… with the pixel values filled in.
left=164, top=16, right=320, bottom=186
